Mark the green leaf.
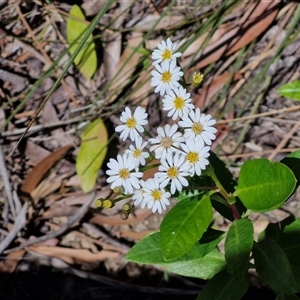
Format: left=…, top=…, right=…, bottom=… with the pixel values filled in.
left=162, top=248, right=226, bottom=280
left=278, top=80, right=300, bottom=101
left=258, top=214, right=295, bottom=242
left=278, top=219, right=300, bottom=290
left=67, top=5, right=97, bottom=80
left=196, top=269, right=248, bottom=300
left=252, top=239, right=298, bottom=294
left=225, top=218, right=253, bottom=279
left=281, top=150, right=300, bottom=188
left=126, top=232, right=226, bottom=279
left=235, top=159, right=296, bottom=212
left=174, top=189, right=205, bottom=202
left=173, top=175, right=214, bottom=202
left=76, top=118, right=108, bottom=192
left=199, top=228, right=225, bottom=257
left=160, top=195, right=213, bottom=261
left=209, top=151, right=246, bottom=220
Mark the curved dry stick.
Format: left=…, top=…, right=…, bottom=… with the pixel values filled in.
left=4, top=191, right=96, bottom=254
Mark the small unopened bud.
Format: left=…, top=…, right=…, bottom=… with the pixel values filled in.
left=102, top=199, right=115, bottom=209
left=192, top=72, right=204, bottom=87
left=120, top=212, right=129, bottom=220
left=113, top=186, right=124, bottom=194
left=95, top=199, right=104, bottom=208
left=122, top=203, right=134, bottom=213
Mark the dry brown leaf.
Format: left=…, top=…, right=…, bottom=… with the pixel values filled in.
left=25, top=140, right=51, bottom=165
left=29, top=245, right=119, bottom=265
left=194, top=72, right=242, bottom=108
left=183, top=2, right=280, bottom=72
left=108, top=31, right=143, bottom=102
left=0, top=250, right=25, bottom=273
left=31, top=173, right=68, bottom=202
left=40, top=190, right=111, bottom=220
left=90, top=207, right=152, bottom=226
left=41, top=202, right=80, bottom=220
left=130, top=70, right=152, bottom=107
left=120, top=230, right=154, bottom=241
left=21, top=144, right=73, bottom=197
left=103, top=2, right=131, bottom=80
left=128, top=14, right=184, bottom=31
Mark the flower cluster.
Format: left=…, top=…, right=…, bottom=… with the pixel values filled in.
left=106, top=38, right=217, bottom=214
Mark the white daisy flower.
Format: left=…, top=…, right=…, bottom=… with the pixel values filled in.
left=132, top=180, right=147, bottom=208
left=155, top=152, right=191, bottom=195
left=162, top=86, right=194, bottom=120
left=115, top=106, right=148, bottom=142
left=178, top=108, right=217, bottom=145
left=125, top=136, right=149, bottom=168
left=180, top=138, right=210, bottom=176
left=152, top=38, right=182, bottom=66
left=106, top=154, right=143, bottom=194
left=149, top=124, right=185, bottom=160
left=151, top=60, right=183, bottom=96
left=143, top=178, right=171, bottom=214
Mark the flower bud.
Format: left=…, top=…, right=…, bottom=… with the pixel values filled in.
left=95, top=199, right=104, bottom=208
left=122, top=203, right=134, bottom=213
left=113, top=186, right=124, bottom=194
left=192, top=72, right=204, bottom=87
left=120, top=212, right=129, bottom=220
left=102, top=199, right=115, bottom=209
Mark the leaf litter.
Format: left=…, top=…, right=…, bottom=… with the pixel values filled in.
left=0, top=1, right=300, bottom=299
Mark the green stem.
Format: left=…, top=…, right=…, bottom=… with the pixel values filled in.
left=207, top=165, right=240, bottom=219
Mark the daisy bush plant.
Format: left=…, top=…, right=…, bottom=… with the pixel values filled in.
left=100, top=38, right=300, bottom=299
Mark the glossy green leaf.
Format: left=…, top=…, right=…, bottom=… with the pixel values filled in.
left=67, top=5, right=97, bottom=80
left=278, top=219, right=300, bottom=290
left=278, top=80, right=300, bottom=101
left=252, top=239, right=298, bottom=294
left=160, top=195, right=213, bottom=260
left=76, top=118, right=108, bottom=192
left=225, top=218, right=253, bottom=279
left=209, top=151, right=246, bottom=220
left=199, top=228, right=225, bottom=257
left=281, top=150, right=300, bottom=188
left=162, top=248, right=226, bottom=280
left=174, top=189, right=205, bottom=202
left=196, top=269, right=248, bottom=300
left=235, top=159, right=296, bottom=212
left=126, top=232, right=226, bottom=279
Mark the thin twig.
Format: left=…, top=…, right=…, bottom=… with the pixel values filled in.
left=220, top=147, right=300, bottom=160
left=0, top=145, right=16, bottom=221
left=217, top=105, right=300, bottom=124
left=4, top=191, right=96, bottom=253
left=268, top=119, right=300, bottom=161
left=0, top=116, right=84, bottom=137
left=0, top=202, right=29, bottom=254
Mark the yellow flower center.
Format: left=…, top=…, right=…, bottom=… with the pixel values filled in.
left=162, top=49, right=172, bottom=60
left=187, top=151, right=199, bottom=164
left=133, top=149, right=142, bottom=158
left=118, top=168, right=130, bottom=179
left=173, top=96, right=185, bottom=110
left=160, top=137, right=173, bottom=149
left=167, top=166, right=179, bottom=179
left=151, top=189, right=162, bottom=201
left=161, top=71, right=172, bottom=83
left=126, top=117, right=137, bottom=129
left=191, top=122, right=203, bottom=135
